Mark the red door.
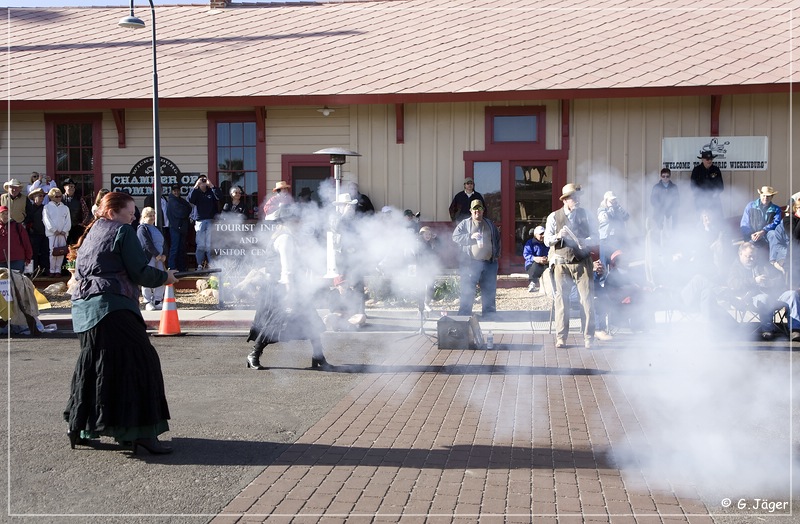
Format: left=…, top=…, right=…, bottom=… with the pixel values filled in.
left=467, top=159, right=562, bottom=272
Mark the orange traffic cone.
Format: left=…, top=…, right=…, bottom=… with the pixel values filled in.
left=156, top=284, right=185, bottom=336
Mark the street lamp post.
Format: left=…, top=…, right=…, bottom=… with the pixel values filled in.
left=313, top=148, right=361, bottom=278
left=119, top=0, right=163, bottom=228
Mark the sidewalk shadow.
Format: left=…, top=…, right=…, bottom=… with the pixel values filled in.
left=268, top=364, right=606, bottom=375
left=159, top=440, right=614, bottom=470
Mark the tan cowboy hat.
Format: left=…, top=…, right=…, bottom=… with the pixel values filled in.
left=272, top=180, right=291, bottom=192
left=757, top=186, right=778, bottom=197
left=28, top=187, right=45, bottom=198
left=559, top=183, right=582, bottom=201
left=3, top=178, right=23, bottom=190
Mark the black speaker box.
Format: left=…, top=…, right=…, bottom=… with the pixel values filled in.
left=437, top=315, right=484, bottom=349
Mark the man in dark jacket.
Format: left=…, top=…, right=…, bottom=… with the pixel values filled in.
left=25, top=188, right=49, bottom=277
left=61, top=178, right=90, bottom=245
left=650, top=168, right=680, bottom=230
left=166, top=184, right=192, bottom=271
left=690, top=151, right=724, bottom=217
left=188, top=176, right=222, bottom=268
left=726, top=242, right=799, bottom=342
left=449, top=178, right=485, bottom=223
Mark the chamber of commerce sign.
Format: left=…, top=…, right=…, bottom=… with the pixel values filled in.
left=110, top=157, right=202, bottom=196
left=662, top=136, right=768, bottom=171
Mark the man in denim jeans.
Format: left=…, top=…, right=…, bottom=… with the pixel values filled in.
left=452, top=199, right=500, bottom=318
left=188, top=176, right=221, bottom=268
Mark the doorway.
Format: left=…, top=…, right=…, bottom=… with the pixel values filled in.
left=468, top=159, right=560, bottom=272
left=291, top=166, right=331, bottom=206
left=281, top=154, right=334, bottom=207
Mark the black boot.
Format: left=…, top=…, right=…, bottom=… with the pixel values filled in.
left=311, top=356, right=334, bottom=370
left=310, top=338, right=333, bottom=370
left=246, top=345, right=267, bottom=370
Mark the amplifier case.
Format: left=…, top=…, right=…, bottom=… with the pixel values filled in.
left=437, top=315, right=483, bottom=349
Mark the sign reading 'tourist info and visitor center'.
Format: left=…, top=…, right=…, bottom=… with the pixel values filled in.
left=662, top=136, right=768, bottom=171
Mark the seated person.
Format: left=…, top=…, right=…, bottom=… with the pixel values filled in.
left=740, top=186, right=788, bottom=274
left=522, top=226, right=548, bottom=292
left=602, top=250, right=653, bottom=333
left=658, top=209, right=732, bottom=289
left=725, top=242, right=800, bottom=341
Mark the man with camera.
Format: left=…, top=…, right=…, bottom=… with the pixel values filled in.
left=188, top=176, right=222, bottom=269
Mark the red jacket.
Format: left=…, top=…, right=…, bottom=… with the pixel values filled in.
left=0, top=220, right=32, bottom=263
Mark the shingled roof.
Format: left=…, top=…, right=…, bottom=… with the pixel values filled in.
left=5, top=0, right=798, bottom=109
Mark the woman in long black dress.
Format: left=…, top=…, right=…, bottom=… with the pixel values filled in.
left=64, top=191, right=178, bottom=454
left=246, top=204, right=331, bottom=371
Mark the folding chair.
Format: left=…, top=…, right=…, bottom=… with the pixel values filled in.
left=773, top=305, right=790, bottom=337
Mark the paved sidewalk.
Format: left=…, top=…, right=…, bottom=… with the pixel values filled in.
left=35, top=305, right=797, bottom=521
left=203, top=325, right=796, bottom=523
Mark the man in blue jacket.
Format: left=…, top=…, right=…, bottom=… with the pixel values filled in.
left=740, top=185, right=788, bottom=274
left=188, top=176, right=222, bottom=269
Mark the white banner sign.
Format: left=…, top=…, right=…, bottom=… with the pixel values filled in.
left=662, top=136, right=768, bottom=171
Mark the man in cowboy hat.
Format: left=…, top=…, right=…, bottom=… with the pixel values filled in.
left=690, top=150, right=724, bottom=216
left=262, top=180, right=294, bottom=217
left=544, top=183, right=599, bottom=349
left=449, top=177, right=486, bottom=223
left=187, top=175, right=222, bottom=268
left=1, top=178, right=33, bottom=224
left=740, top=185, right=788, bottom=273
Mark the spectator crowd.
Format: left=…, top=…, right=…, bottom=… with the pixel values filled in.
left=3, top=160, right=798, bottom=347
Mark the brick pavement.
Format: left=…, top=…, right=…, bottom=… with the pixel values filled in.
left=209, top=329, right=792, bottom=523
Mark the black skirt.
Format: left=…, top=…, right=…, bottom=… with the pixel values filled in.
left=247, top=281, right=325, bottom=347
left=63, top=309, right=170, bottom=437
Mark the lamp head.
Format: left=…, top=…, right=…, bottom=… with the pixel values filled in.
left=313, top=147, right=361, bottom=166
left=118, top=14, right=145, bottom=29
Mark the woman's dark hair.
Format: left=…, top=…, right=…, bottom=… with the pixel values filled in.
left=73, top=191, right=134, bottom=252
